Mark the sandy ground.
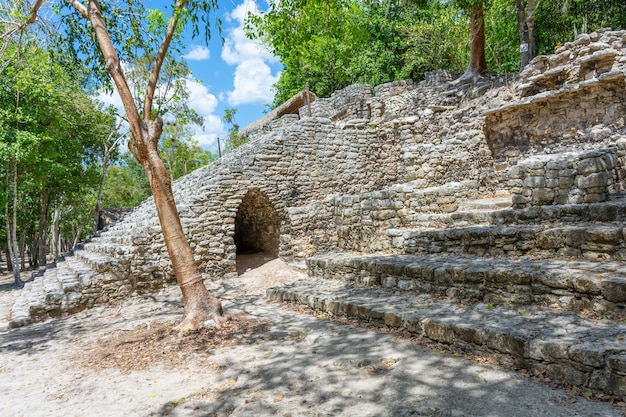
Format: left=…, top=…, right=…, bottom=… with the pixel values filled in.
left=0, top=255, right=624, bottom=417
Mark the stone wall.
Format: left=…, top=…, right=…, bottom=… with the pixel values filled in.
left=510, top=144, right=626, bottom=208
left=113, top=112, right=404, bottom=281
left=484, top=29, right=626, bottom=162
left=81, top=30, right=626, bottom=284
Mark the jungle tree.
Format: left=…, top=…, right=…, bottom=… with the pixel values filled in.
left=18, top=0, right=225, bottom=331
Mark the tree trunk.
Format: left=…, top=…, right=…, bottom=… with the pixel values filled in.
left=6, top=248, right=12, bottom=272
left=37, top=187, right=48, bottom=266
left=94, top=133, right=124, bottom=235
left=132, top=119, right=224, bottom=331
left=527, top=0, right=537, bottom=59
left=51, top=205, right=61, bottom=259
left=19, top=222, right=26, bottom=271
left=75, top=0, right=224, bottom=331
left=93, top=150, right=108, bottom=235
left=457, top=4, right=487, bottom=83
left=516, top=0, right=531, bottom=69
left=6, top=160, right=22, bottom=287
left=72, top=224, right=83, bottom=249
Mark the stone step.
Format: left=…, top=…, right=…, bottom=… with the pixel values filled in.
left=306, top=252, right=626, bottom=313
left=94, top=234, right=133, bottom=246
left=401, top=199, right=626, bottom=230
left=82, top=241, right=136, bottom=256
left=8, top=255, right=106, bottom=328
left=386, top=222, right=626, bottom=260
left=267, top=277, right=626, bottom=397
left=8, top=281, right=33, bottom=328
left=457, top=196, right=512, bottom=211
left=73, top=250, right=121, bottom=274
left=65, top=256, right=99, bottom=287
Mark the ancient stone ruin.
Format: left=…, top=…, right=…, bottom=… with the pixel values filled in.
left=9, top=29, right=626, bottom=398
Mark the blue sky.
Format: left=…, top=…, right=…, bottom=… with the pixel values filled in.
left=98, top=0, right=281, bottom=153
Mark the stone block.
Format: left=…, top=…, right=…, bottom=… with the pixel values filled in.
left=585, top=226, right=623, bottom=245
left=537, top=229, right=563, bottom=249
left=568, top=343, right=606, bottom=368
left=577, top=157, right=607, bottom=175
left=532, top=188, right=555, bottom=203
left=583, top=193, right=607, bottom=203
left=601, top=278, right=626, bottom=303
left=524, top=176, right=546, bottom=188
left=607, top=354, right=626, bottom=375
left=535, top=268, right=571, bottom=290
left=571, top=274, right=602, bottom=295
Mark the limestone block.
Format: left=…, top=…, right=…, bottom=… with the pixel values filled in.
left=585, top=226, right=623, bottom=245
left=577, top=157, right=607, bottom=175
left=532, top=188, right=555, bottom=203
left=537, top=229, right=563, bottom=249
left=583, top=193, right=607, bottom=203
left=607, top=354, right=626, bottom=375
left=578, top=172, right=609, bottom=189
left=601, top=277, right=626, bottom=302
left=524, top=176, right=546, bottom=188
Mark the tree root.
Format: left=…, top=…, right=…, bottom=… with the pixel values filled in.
left=173, top=309, right=232, bottom=334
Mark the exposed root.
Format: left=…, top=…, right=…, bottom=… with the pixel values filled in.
left=174, top=305, right=229, bottom=334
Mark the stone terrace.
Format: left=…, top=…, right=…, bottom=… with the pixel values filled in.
left=7, top=29, right=626, bottom=399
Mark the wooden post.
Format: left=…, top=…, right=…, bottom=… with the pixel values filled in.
left=306, top=82, right=312, bottom=117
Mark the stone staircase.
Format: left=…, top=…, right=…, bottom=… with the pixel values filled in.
left=8, top=205, right=164, bottom=329
left=266, top=30, right=626, bottom=398
left=269, top=195, right=626, bottom=398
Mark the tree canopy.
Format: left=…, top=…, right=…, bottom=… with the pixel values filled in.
left=246, top=0, right=626, bottom=106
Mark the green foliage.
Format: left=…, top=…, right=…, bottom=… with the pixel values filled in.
left=534, top=0, right=626, bottom=55
left=160, top=124, right=215, bottom=180
left=53, top=0, right=221, bottom=93
left=0, top=42, right=115, bottom=255
left=402, top=4, right=469, bottom=79
left=101, top=153, right=151, bottom=208
left=484, top=0, right=519, bottom=73
left=247, top=0, right=479, bottom=104
left=246, top=0, right=366, bottom=106
left=221, top=107, right=248, bottom=152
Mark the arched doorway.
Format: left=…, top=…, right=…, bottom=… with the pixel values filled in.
left=234, top=189, right=280, bottom=273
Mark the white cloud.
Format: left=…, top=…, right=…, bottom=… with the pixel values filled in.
left=229, top=59, right=279, bottom=106
left=222, top=0, right=279, bottom=105
left=184, top=79, right=226, bottom=148
left=96, top=89, right=124, bottom=113
left=184, top=45, right=210, bottom=61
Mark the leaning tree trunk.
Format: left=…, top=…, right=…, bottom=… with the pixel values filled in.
left=73, top=0, right=224, bottom=331
left=131, top=119, right=224, bottom=331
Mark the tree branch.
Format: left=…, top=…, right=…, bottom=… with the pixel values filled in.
left=27, top=0, right=44, bottom=24
left=0, top=0, right=45, bottom=40
left=143, top=0, right=189, bottom=120
left=66, top=0, right=88, bottom=18
left=69, top=0, right=144, bottom=152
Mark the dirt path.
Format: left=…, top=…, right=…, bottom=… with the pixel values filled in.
left=0, top=257, right=623, bottom=417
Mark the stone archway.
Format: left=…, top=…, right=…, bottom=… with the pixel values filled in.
left=234, top=189, right=280, bottom=262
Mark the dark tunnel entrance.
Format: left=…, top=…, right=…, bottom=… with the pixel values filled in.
left=234, top=189, right=280, bottom=272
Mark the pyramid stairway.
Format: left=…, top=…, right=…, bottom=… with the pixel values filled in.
left=268, top=189, right=626, bottom=398
left=8, top=205, right=164, bottom=328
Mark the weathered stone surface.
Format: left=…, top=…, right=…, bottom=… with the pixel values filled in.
left=268, top=277, right=626, bottom=397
